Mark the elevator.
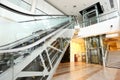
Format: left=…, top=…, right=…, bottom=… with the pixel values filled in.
left=86, top=36, right=102, bottom=64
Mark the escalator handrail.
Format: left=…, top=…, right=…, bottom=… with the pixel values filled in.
left=0, top=34, right=33, bottom=49
left=0, top=21, right=73, bottom=53
left=19, top=16, right=68, bottom=23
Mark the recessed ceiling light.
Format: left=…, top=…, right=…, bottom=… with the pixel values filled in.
left=73, top=5, right=77, bottom=8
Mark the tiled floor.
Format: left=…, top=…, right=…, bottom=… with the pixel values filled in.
left=52, top=62, right=120, bottom=80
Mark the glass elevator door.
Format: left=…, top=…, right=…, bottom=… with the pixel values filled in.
left=86, top=36, right=102, bottom=64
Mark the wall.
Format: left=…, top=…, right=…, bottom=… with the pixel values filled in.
left=116, top=41, right=120, bottom=50
left=70, top=38, right=85, bottom=62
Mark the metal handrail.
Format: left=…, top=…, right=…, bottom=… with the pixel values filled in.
left=80, top=10, right=119, bottom=27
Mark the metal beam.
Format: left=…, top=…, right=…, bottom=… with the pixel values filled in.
left=17, top=71, right=49, bottom=77
left=49, top=46, right=63, bottom=53
left=45, top=49, right=53, bottom=68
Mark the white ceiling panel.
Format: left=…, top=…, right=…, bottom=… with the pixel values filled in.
left=46, top=0, right=113, bottom=16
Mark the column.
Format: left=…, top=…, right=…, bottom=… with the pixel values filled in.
left=85, top=38, right=88, bottom=63
left=31, top=0, right=37, bottom=13
left=99, top=35, right=105, bottom=67
left=117, top=0, right=120, bottom=14
left=95, top=5, right=99, bottom=23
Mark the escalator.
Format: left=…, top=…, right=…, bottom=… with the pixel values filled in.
left=0, top=3, right=75, bottom=80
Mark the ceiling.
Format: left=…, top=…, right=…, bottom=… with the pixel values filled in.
left=46, top=0, right=111, bottom=16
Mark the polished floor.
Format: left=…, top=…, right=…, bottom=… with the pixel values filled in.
left=52, top=62, right=120, bottom=80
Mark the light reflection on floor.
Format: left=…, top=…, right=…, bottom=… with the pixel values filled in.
left=52, top=62, right=120, bottom=80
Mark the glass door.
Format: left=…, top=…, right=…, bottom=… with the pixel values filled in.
left=84, top=10, right=98, bottom=26
left=86, top=36, right=102, bottom=64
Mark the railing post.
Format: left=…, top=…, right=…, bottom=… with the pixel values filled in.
left=95, top=5, right=99, bottom=23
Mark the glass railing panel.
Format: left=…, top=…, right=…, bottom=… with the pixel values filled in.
left=7, top=0, right=31, bottom=11
left=2, top=41, right=45, bottom=66
left=33, top=17, right=70, bottom=30
left=0, top=52, right=15, bottom=80
left=41, top=50, right=51, bottom=71
left=46, top=47, right=61, bottom=67
left=80, top=11, right=119, bottom=28
left=22, top=55, right=44, bottom=71
left=20, top=16, right=69, bottom=30
left=0, top=53, right=13, bottom=74
left=99, top=11, right=119, bottom=22
left=0, top=15, right=72, bottom=46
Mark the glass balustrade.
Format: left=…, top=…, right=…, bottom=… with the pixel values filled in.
left=7, top=0, right=31, bottom=11
left=80, top=11, right=119, bottom=28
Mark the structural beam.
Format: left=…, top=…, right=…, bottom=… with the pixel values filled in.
left=31, top=0, right=37, bottom=13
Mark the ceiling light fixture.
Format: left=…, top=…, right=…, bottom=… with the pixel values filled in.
left=73, top=5, right=77, bottom=8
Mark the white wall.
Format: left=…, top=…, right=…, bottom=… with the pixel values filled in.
left=78, top=17, right=120, bottom=38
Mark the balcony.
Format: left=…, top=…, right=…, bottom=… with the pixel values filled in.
left=78, top=11, right=120, bottom=38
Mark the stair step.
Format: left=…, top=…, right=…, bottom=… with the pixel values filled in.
left=106, top=51, right=120, bottom=68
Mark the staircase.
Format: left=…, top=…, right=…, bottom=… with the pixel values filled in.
left=106, top=51, right=120, bottom=68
